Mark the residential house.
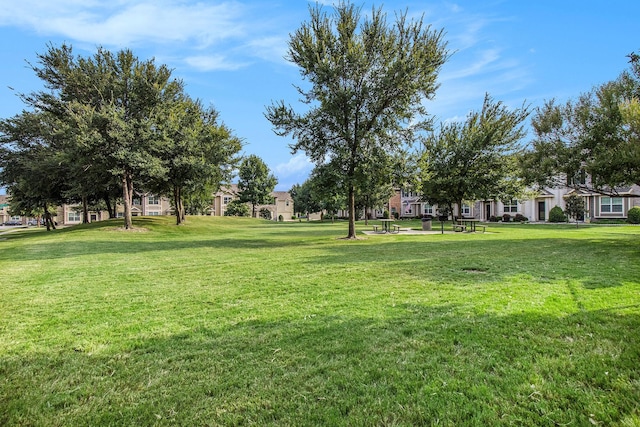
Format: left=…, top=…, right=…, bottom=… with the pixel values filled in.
left=57, top=193, right=172, bottom=225
left=212, top=185, right=294, bottom=221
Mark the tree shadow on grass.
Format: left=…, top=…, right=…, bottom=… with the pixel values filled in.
left=2, top=305, right=639, bottom=426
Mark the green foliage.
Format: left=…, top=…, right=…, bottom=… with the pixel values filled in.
left=522, top=54, right=640, bottom=190
left=420, top=95, right=530, bottom=212
left=266, top=3, right=448, bottom=238
left=549, top=205, right=567, bottom=222
left=564, top=193, right=586, bottom=226
left=259, top=208, right=272, bottom=220
left=237, top=155, right=277, bottom=218
left=514, top=213, right=528, bottom=222
left=224, top=199, right=249, bottom=217
left=627, top=206, right=640, bottom=224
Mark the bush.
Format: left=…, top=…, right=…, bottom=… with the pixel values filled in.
left=514, top=213, right=528, bottom=222
left=549, top=205, right=566, bottom=223
left=502, top=213, right=511, bottom=222
left=489, top=215, right=500, bottom=222
left=627, top=206, right=640, bottom=224
left=259, top=208, right=272, bottom=220
left=382, top=210, right=390, bottom=219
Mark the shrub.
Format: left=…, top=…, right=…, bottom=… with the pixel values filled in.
left=382, top=210, right=390, bottom=219
left=549, top=205, right=566, bottom=223
left=514, top=213, right=528, bottom=222
left=259, top=208, right=272, bottom=220
left=627, top=206, right=640, bottom=224
left=502, top=213, right=511, bottom=222
left=489, top=215, right=500, bottom=222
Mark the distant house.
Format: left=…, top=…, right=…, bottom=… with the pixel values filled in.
left=212, top=184, right=294, bottom=221
left=57, top=193, right=173, bottom=225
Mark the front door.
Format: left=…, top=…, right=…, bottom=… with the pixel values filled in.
left=485, top=203, right=491, bottom=221
left=538, top=201, right=546, bottom=222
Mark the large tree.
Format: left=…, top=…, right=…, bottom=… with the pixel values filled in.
left=0, top=111, right=70, bottom=230
left=237, top=155, right=277, bottom=218
left=266, top=2, right=448, bottom=239
left=150, top=96, right=242, bottom=225
left=521, top=52, right=640, bottom=192
left=419, top=94, right=530, bottom=219
left=31, top=44, right=182, bottom=229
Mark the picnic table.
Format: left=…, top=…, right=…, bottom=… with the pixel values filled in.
left=372, top=219, right=400, bottom=233
left=455, top=218, right=485, bottom=232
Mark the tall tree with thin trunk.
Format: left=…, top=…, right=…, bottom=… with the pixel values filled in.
left=266, top=2, right=448, bottom=239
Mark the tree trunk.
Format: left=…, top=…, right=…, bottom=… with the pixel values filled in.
left=104, top=195, right=116, bottom=219
left=174, top=185, right=184, bottom=225
left=82, top=195, right=90, bottom=224
left=122, top=173, right=134, bottom=230
left=347, top=183, right=357, bottom=238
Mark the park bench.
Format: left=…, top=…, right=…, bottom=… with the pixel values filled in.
left=392, top=224, right=401, bottom=233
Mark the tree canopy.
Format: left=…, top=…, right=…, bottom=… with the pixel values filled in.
left=266, top=1, right=448, bottom=238
left=521, top=51, right=640, bottom=193
left=0, top=44, right=241, bottom=229
left=419, top=94, right=530, bottom=218
left=237, top=155, right=277, bottom=218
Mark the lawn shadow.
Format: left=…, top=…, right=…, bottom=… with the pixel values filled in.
left=2, top=305, right=639, bottom=426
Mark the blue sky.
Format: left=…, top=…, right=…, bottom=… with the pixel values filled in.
left=0, top=0, right=638, bottom=191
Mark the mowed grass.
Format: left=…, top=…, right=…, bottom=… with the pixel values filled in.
left=0, top=217, right=639, bottom=426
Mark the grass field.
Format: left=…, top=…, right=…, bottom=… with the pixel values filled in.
left=1, top=217, right=639, bottom=426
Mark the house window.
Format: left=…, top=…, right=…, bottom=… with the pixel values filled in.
left=503, top=199, right=518, bottom=213
left=461, top=204, right=471, bottom=216
left=133, top=197, right=141, bottom=206
left=67, top=211, right=81, bottom=222
left=423, top=204, right=433, bottom=215
left=404, top=204, right=413, bottom=215
left=148, top=211, right=160, bottom=216
left=601, top=197, right=623, bottom=213
left=223, top=196, right=233, bottom=205
left=148, top=195, right=159, bottom=205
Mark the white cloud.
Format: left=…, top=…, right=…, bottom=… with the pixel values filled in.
left=0, top=0, right=246, bottom=48
left=184, top=55, right=248, bottom=72
left=274, top=153, right=313, bottom=177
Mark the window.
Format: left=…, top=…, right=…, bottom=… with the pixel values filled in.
left=601, top=197, right=623, bottom=213
left=147, top=195, right=159, bottom=205
left=67, top=211, right=81, bottom=222
left=148, top=211, right=160, bottom=216
left=223, top=196, right=233, bottom=205
left=133, top=197, right=141, bottom=206
left=423, top=204, right=433, bottom=215
left=404, top=203, right=413, bottom=215
left=461, top=204, right=471, bottom=216
left=503, top=199, right=518, bottom=213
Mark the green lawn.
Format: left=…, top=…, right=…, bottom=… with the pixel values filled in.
left=1, top=217, right=639, bottom=426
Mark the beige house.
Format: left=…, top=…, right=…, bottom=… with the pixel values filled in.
left=57, top=193, right=172, bottom=225
left=212, top=185, right=294, bottom=220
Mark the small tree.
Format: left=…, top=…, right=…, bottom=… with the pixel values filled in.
left=564, top=194, right=586, bottom=227
left=237, top=155, right=277, bottom=218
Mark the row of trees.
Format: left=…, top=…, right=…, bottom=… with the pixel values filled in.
left=0, top=44, right=243, bottom=229
left=275, top=3, right=638, bottom=238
